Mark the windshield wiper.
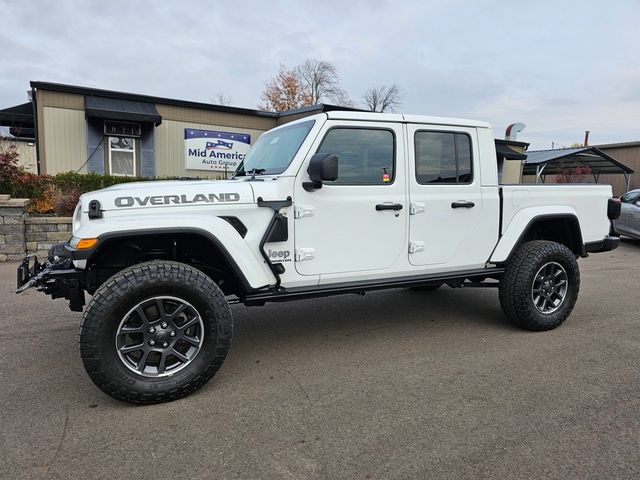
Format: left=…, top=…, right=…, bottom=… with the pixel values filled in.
left=247, top=168, right=266, bottom=180
left=231, top=168, right=265, bottom=180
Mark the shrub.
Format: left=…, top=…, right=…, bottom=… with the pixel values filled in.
left=29, top=183, right=57, bottom=214
left=53, top=171, right=155, bottom=194
left=555, top=164, right=593, bottom=183
left=0, top=140, right=22, bottom=194
left=54, top=188, right=82, bottom=216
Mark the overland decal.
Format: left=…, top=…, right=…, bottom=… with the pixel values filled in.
left=184, top=129, right=251, bottom=172
left=115, top=193, right=241, bottom=207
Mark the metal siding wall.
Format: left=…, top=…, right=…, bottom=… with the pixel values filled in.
left=155, top=119, right=269, bottom=178
left=42, top=106, right=88, bottom=174
left=39, top=91, right=84, bottom=110
left=157, top=104, right=276, bottom=131
left=9, top=141, right=37, bottom=173
left=597, top=146, right=639, bottom=195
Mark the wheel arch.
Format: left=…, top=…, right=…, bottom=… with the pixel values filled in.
left=81, top=227, right=272, bottom=296
left=491, top=212, right=585, bottom=264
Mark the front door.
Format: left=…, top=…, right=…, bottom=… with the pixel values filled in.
left=293, top=120, right=406, bottom=276
left=407, top=125, right=496, bottom=270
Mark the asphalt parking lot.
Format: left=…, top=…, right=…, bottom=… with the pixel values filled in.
left=1, top=240, right=639, bottom=480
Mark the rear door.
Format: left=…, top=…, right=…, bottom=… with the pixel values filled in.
left=293, top=120, right=407, bottom=276
left=406, top=125, right=496, bottom=270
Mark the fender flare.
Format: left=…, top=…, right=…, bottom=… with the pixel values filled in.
left=72, top=220, right=275, bottom=292
left=490, top=208, right=584, bottom=264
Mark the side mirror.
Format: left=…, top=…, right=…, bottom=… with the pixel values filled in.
left=304, top=154, right=338, bottom=191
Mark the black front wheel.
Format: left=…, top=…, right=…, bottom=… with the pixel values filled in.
left=79, top=261, right=232, bottom=404
left=499, top=240, right=580, bottom=331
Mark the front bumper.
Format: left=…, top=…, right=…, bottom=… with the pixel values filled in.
left=16, top=244, right=86, bottom=311
left=584, top=235, right=620, bottom=253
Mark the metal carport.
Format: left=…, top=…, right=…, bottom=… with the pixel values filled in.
left=523, top=147, right=634, bottom=190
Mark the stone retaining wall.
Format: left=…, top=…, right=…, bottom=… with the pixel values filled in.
left=25, top=217, right=73, bottom=259
left=0, top=195, right=73, bottom=262
left=0, top=194, right=30, bottom=262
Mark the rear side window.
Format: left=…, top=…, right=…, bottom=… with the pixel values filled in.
left=316, top=128, right=395, bottom=185
left=414, top=131, right=473, bottom=184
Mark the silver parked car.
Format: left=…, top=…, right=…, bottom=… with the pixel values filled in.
left=614, top=189, right=640, bottom=240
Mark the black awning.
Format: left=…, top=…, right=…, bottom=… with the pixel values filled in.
left=495, top=140, right=527, bottom=160
left=85, top=95, right=162, bottom=125
left=10, top=127, right=34, bottom=137
left=0, top=102, right=34, bottom=126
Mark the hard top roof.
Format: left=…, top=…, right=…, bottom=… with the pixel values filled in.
left=325, top=110, right=491, bottom=128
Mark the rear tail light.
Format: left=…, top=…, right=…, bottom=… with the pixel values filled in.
left=607, top=198, right=621, bottom=220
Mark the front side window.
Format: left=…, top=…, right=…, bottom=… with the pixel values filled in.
left=415, top=131, right=472, bottom=184
left=109, top=136, right=136, bottom=176
left=316, top=128, right=395, bottom=185
left=234, top=120, right=315, bottom=176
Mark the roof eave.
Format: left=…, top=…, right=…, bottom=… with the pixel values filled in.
left=30, top=81, right=279, bottom=118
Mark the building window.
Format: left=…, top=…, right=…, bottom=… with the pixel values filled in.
left=108, top=136, right=136, bottom=176
left=414, top=131, right=473, bottom=184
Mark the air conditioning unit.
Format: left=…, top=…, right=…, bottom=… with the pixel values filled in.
left=104, top=121, right=141, bottom=138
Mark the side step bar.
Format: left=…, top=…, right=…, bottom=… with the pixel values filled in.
left=241, top=267, right=505, bottom=306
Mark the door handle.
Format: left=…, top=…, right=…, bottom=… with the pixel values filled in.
left=376, top=203, right=403, bottom=211
left=451, top=201, right=475, bottom=209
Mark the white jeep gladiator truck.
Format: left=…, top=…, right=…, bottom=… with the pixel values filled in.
left=17, top=111, right=621, bottom=404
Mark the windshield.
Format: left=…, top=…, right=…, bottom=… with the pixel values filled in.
left=234, top=119, right=315, bottom=176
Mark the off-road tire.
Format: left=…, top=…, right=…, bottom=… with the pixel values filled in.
left=79, top=261, right=232, bottom=404
left=499, top=240, right=580, bottom=331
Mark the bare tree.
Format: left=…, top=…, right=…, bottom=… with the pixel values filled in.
left=296, top=59, right=346, bottom=105
left=212, top=91, right=233, bottom=106
left=259, top=59, right=355, bottom=111
left=362, top=84, right=402, bottom=112
left=259, top=64, right=313, bottom=112
left=328, top=89, right=356, bottom=108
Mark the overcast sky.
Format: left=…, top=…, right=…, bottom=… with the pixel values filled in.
left=1, top=0, right=639, bottom=149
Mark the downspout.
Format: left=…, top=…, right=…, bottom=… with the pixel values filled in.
left=30, top=86, right=40, bottom=175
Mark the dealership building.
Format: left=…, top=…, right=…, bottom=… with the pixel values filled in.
left=0, top=81, right=340, bottom=178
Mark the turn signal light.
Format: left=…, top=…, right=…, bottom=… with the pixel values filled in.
left=73, top=237, right=98, bottom=250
